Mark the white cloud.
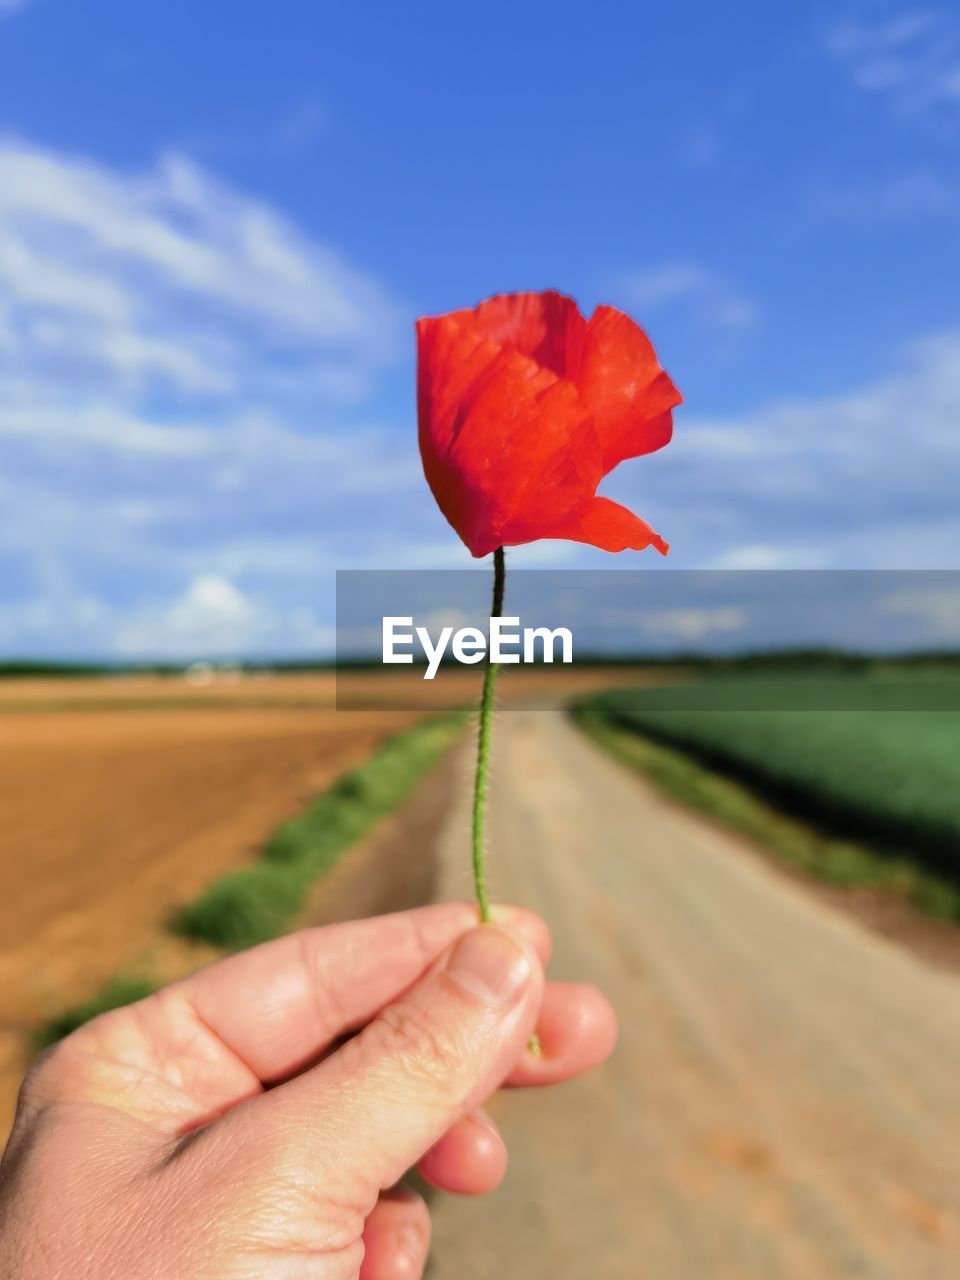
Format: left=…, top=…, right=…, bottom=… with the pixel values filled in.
left=826, top=8, right=960, bottom=121
left=0, top=137, right=400, bottom=400
left=112, top=574, right=335, bottom=658
left=610, top=328, right=960, bottom=570
left=622, top=262, right=758, bottom=337
left=0, top=136, right=447, bottom=659
left=878, top=585, right=960, bottom=639
left=0, top=573, right=334, bottom=660
left=154, top=575, right=254, bottom=645
left=0, top=400, right=214, bottom=454
left=594, top=603, right=747, bottom=642
left=636, top=607, right=746, bottom=642
left=710, top=545, right=804, bottom=571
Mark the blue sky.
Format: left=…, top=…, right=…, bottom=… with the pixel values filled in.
left=1, top=0, right=959, bottom=657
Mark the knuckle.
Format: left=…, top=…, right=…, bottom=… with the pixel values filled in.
left=370, top=1000, right=471, bottom=1106
left=242, top=1174, right=365, bottom=1256
left=222, top=1146, right=366, bottom=1255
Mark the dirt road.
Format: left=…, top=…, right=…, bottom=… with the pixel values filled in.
left=427, top=710, right=960, bottom=1279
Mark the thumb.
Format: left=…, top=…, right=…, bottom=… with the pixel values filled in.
left=236, top=922, right=542, bottom=1207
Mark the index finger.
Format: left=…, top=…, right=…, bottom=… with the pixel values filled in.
left=37, top=904, right=551, bottom=1131
left=182, top=902, right=550, bottom=1081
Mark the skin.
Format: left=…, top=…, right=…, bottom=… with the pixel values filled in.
left=0, top=902, right=617, bottom=1279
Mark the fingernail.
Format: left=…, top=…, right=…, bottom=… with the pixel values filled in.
left=445, top=925, right=533, bottom=1008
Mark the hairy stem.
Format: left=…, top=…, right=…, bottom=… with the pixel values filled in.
left=471, top=545, right=505, bottom=923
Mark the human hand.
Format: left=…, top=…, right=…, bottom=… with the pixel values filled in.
left=0, top=903, right=616, bottom=1278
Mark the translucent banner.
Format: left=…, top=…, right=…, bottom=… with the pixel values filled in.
left=335, top=569, right=960, bottom=711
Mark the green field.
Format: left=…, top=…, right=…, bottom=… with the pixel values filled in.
left=578, top=675, right=960, bottom=885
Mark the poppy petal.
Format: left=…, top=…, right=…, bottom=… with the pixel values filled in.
left=416, top=312, right=503, bottom=459
left=443, top=348, right=601, bottom=556
left=417, top=291, right=678, bottom=560
left=543, top=495, right=668, bottom=555
left=467, top=290, right=587, bottom=380
left=578, top=305, right=682, bottom=473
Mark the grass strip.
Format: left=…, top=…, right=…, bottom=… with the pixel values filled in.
left=571, top=703, right=960, bottom=923
left=168, top=713, right=465, bottom=950
left=34, top=714, right=465, bottom=1048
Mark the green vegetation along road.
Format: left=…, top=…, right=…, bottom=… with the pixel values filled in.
left=580, top=675, right=960, bottom=886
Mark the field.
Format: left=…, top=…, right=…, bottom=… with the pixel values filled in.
left=581, top=674, right=960, bottom=886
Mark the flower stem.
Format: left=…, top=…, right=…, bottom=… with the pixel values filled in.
left=470, top=548, right=542, bottom=1057
left=471, top=545, right=505, bottom=923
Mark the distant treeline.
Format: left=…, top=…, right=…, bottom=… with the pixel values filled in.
left=4, top=648, right=960, bottom=680
left=0, top=660, right=218, bottom=680
left=568, top=647, right=960, bottom=671
left=0, top=660, right=122, bottom=679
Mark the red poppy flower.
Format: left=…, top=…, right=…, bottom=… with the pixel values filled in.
left=416, top=289, right=681, bottom=558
